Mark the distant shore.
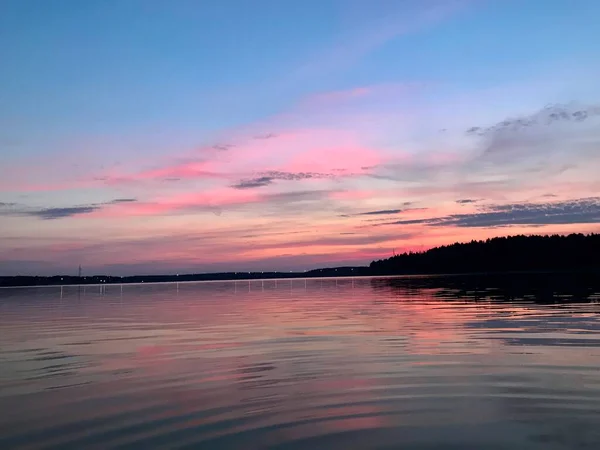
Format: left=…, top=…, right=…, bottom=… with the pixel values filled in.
left=3, top=268, right=600, bottom=289
left=2, top=233, right=598, bottom=288
left=0, top=267, right=370, bottom=288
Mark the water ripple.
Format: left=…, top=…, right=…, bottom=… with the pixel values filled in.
left=1, top=274, right=600, bottom=449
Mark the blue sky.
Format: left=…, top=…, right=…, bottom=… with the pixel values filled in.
left=1, top=0, right=599, bottom=275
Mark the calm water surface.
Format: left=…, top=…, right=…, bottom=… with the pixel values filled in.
left=1, top=276, right=600, bottom=449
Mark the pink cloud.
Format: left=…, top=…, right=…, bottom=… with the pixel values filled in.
left=95, top=127, right=386, bottom=193
left=120, top=162, right=219, bottom=181
left=235, top=128, right=383, bottom=174
left=2, top=80, right=417, bottom=197
left=94, top=187, right=262, bottom=218
left=287, top=145, right=380, bottom=174
left=100, top=156, right=227, bottom=185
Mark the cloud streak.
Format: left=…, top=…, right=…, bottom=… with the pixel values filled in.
left=212, top=144, right=235, bottom=151
left=387, top=198, right=600, bottom=228
left=110, top=198, right=137, bottom=204
left=292, top=0, right=469, bottom=80
left=1, top=199, right=140, bottom=220
left=231, top=170, right=335, bottom=190
left=466, top=104, right=600, bottom=138
left=232, top=176, right=274, bottom=189
left=466, top=103, right=600, bottom=160
left=358, top=209, right=404, bottom=216
left=253, top=133, right=277, bottom=140
left=29, top=206, right=101, bottom=220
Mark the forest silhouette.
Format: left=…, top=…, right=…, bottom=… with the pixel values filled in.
left=370, top=233, right=599, bottom=275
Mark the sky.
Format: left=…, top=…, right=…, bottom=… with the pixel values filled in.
left=1, top=0, right=600, bottom=276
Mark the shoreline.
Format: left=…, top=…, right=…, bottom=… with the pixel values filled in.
left=2, top=269, right=599, bottom=289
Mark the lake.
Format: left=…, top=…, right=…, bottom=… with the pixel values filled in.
left=1, top=275, right=600, bottom=449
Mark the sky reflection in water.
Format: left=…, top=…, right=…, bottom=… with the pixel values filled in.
left=1, top=275, right=600, bottom=449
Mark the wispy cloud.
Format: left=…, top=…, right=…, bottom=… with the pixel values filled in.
left=96, top=127, right=379, bottom=192
left=357, top=209, right=404, bottom=216
left=212, top=144, right=235, bottom=151
left=366, top=151, right=465, bottom=183
left=91, top=187, right=338, bottom=219
left=103, top=159, right=225, bottom=185
left=253, top=133, right=277, bottom=140
left=387, top=197, right=600, bottom=228
left=467, top=104, right=600, bottom=138
left=29, top=206, right=101, bottom=220
left=232, top=177, right=274, bottom=189
left=466, top=103, right=600, bottom=160
left=352, top=204, right=416, bottom=216
left=232, top=170, right=336, bottom=190
left=263, top=170, right=334, bottom=181
left=110, top=198, right=137, bottom=204
left=1, top=198, right=140, bottom=220
left=292, top=0, right=469, bottom=80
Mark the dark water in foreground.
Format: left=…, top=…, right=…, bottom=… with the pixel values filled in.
left=1, top=275, right=600, bottom=449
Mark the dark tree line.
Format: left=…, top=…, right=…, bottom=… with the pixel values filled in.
left=0, top=267, right=367, bottom=287
left=370, top=233, right=600, bottom=275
